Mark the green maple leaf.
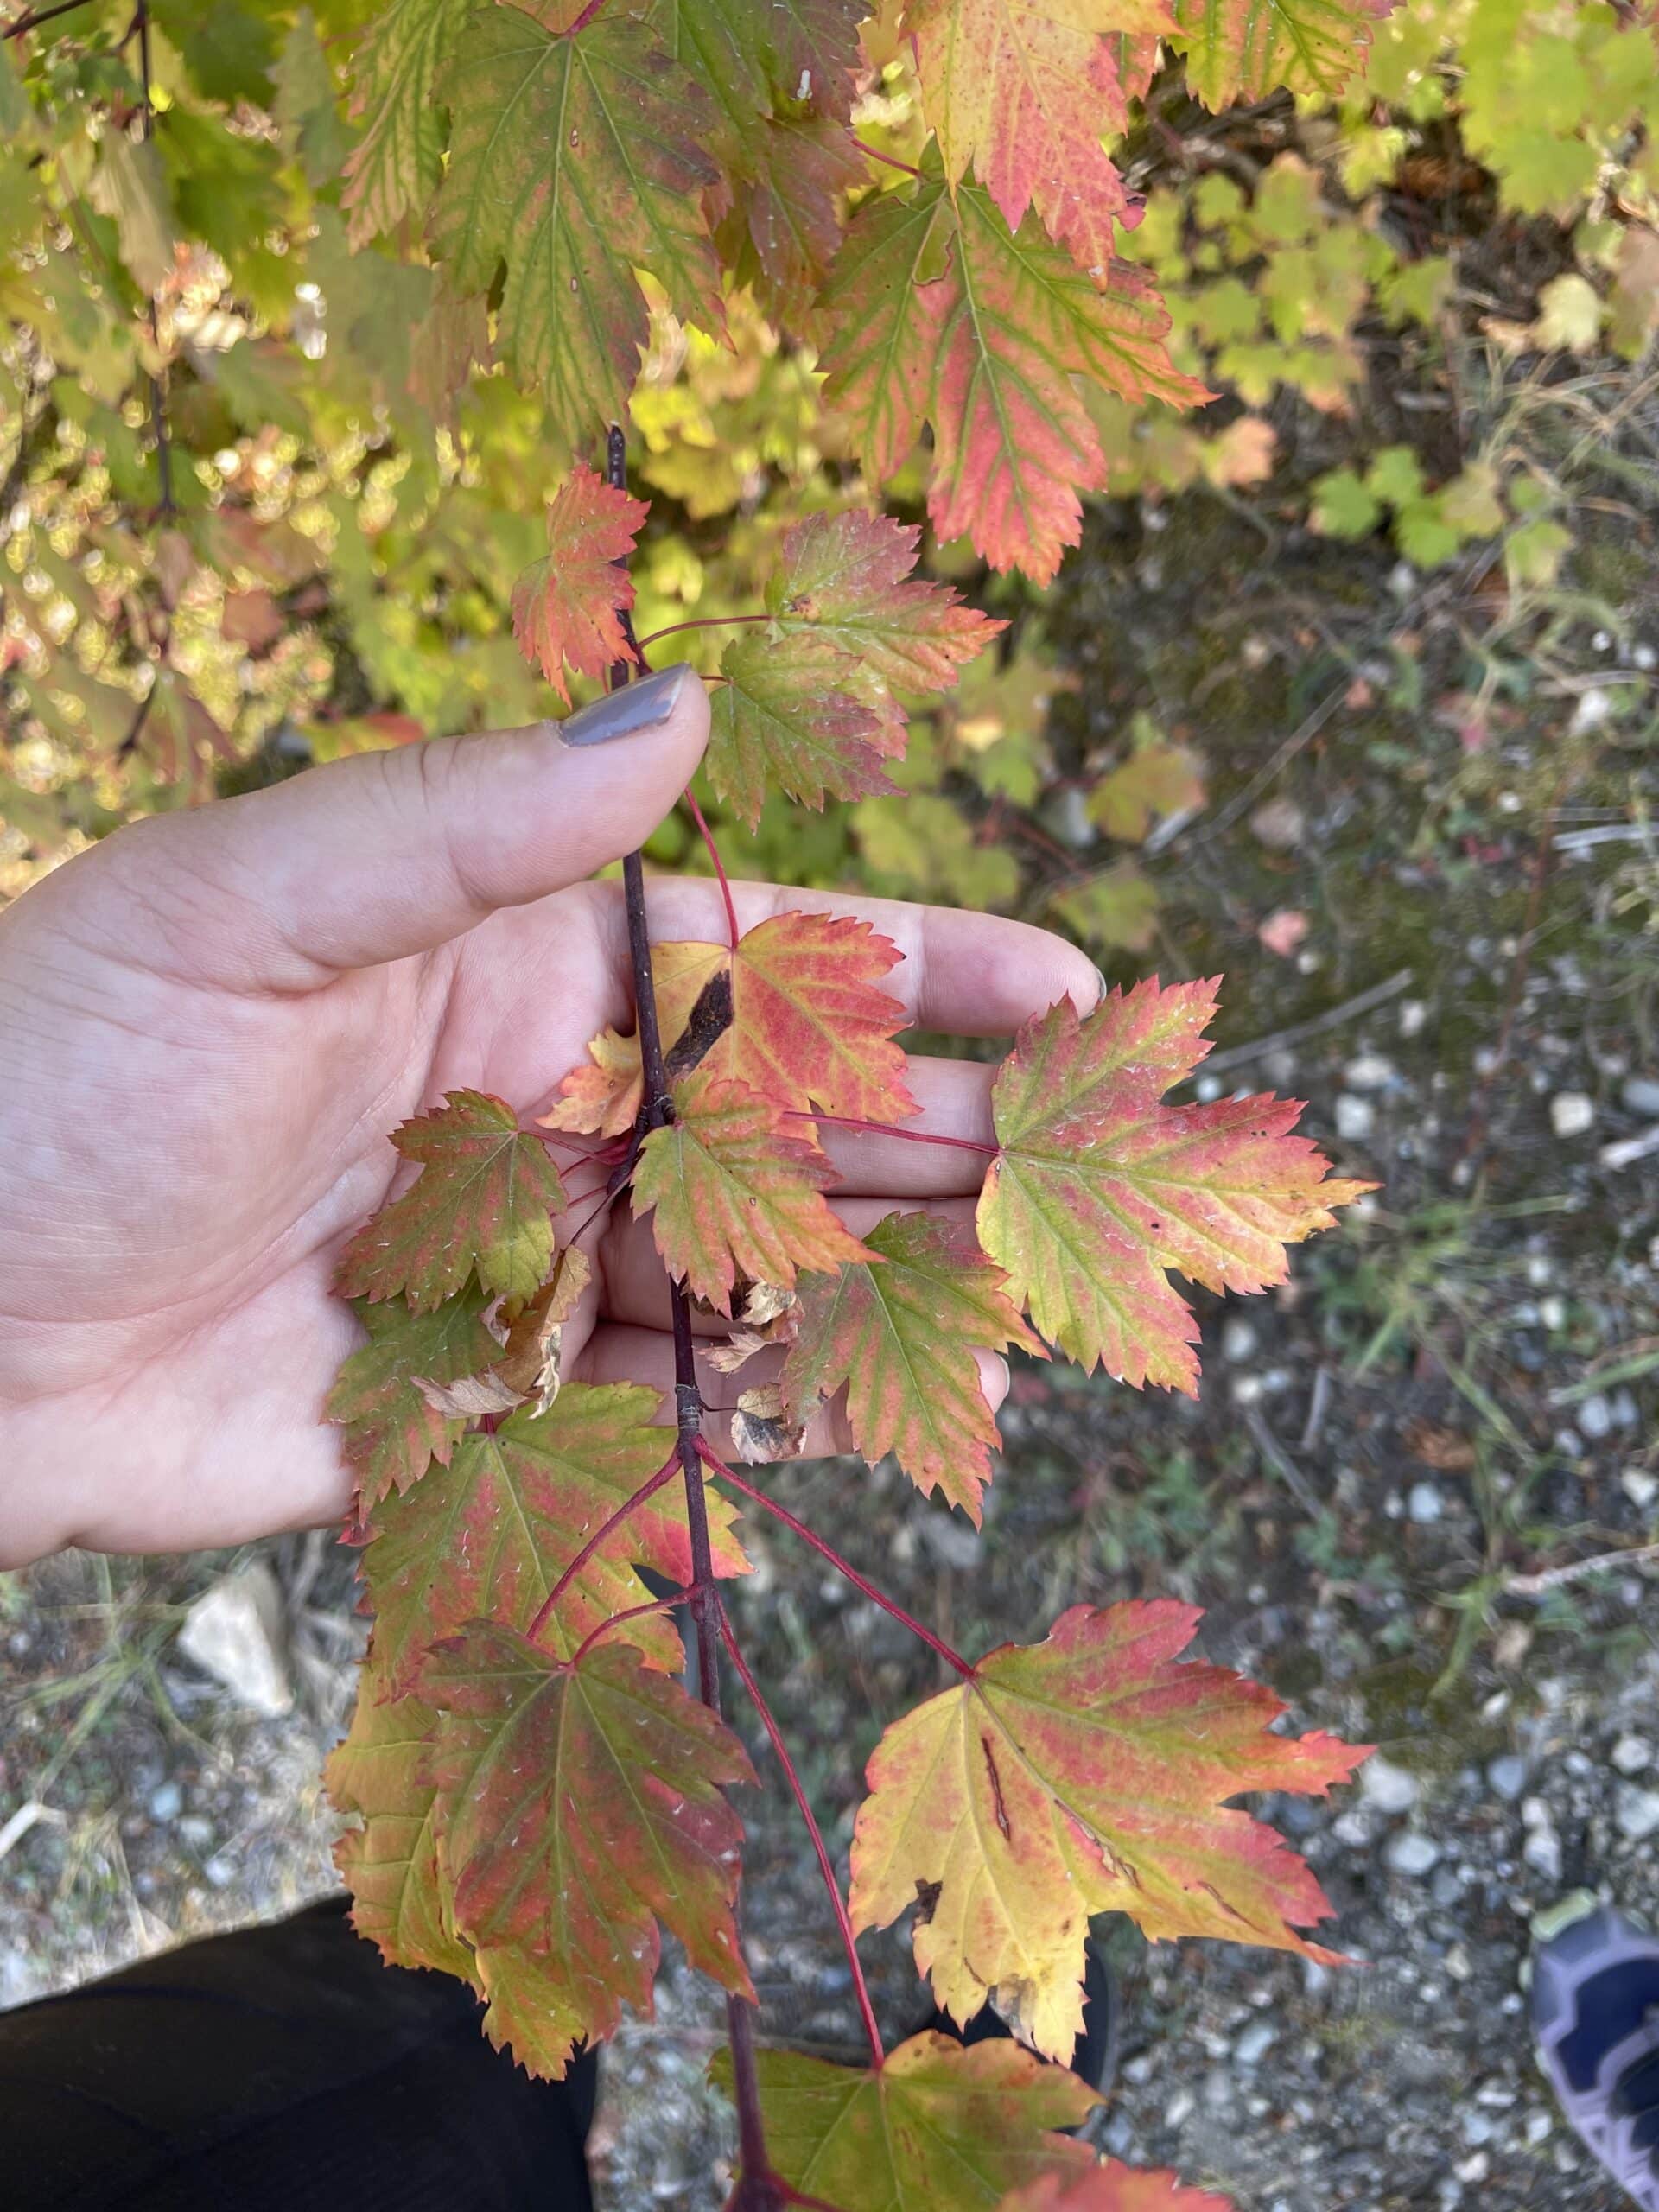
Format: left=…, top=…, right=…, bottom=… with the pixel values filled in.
left=335, top=1090, right=567, bottom=1313
left=976, top=980, right=1371, bottom=1389
left=651, top=0, right=867, bottom=152
left=361, top=1382, right=748, bottom=1686
left=781, top=1210, right=1042, bottom=1522
left=325, top=1288, right=499, bottom=1510
left=822, top=158, right=1209, bottom=583
left=327, top=1648, right=478, bottom=1984
left=706, top=508, right=1003, bottom=824
left=720, top=2032, right=1098, bottom=2210
left=632, top=1071, right=873, bottom=1313
left=850, top=1600, right=1369, bottom=2062
left=1169, top=0, right=1394, bottom=111
left=431, top=4, right=722, bottom=443
left=420, top=1621, right=757, bottom=2073
left=340, top=0, right=459, bottom=245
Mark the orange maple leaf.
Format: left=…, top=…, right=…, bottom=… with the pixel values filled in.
left=510, top=463, right=648, bottom=703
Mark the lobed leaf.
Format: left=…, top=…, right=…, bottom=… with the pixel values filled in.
left=510, top=464, right=649, bottom=703
left=1001, top=2162, right=1239, bottom=2210
left=850, top=1600, right=1369, bottom=2062
left=723, top=2031, right=1098, bottom=2210
left=327, top=1645, right=477, bottom=1984
left=822, top=161, right=1209, bottom=582
left=545, top=911, right=916, bottom=1133
left=360, top=1382, right=747, bottom=1688
left=420, top=1622, right=758, bottom=2072
left=781, top=1209, right=1042, bottom=1521
left=707, top=630, right=897, bottom=828
left=335, top=1090, right=567, bottom=1313
left=432, top=5, right=721, bottom=442
left=909, top=0, right=1170, bottom=284
left=632, top=1071, right=872, bottom=1313
left=340, top=0, right=458, bottom=245
left=1170, top=0, right=1395, bottom=111
left=325, top=1287, right=499, bottom=1510
left=976, top=981, right=1372, bottom=1389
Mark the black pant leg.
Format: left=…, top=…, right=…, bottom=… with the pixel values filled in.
left=0, top=1896, right=595, bottom=2212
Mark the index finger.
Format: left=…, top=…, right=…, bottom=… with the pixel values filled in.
left=598, top=878, right=1103, bottom=1039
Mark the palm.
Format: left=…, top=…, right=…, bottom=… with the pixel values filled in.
left=0, top=798, right=1096, bottom=1564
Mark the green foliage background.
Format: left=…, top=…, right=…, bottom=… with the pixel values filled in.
left=3, top=0, right=1656, bottom=942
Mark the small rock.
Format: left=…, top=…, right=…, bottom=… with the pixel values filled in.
left=203, top=1853, right=237, bottom=1890
left=1221, top=1315, right=1259, bottom=1363
left=1540, top=1294, right=1567, bottom=1332
left=1234, top=2021, right=1277, bottom=2067
left=1487, top=1755, right=1528, bottom=1802
left=1621, top=1467, right=1658, bottom=1510
left=1249, top=797, right=1306, bottom=851
left=1578, top=1395, right=1613, bottom=1442
left=177, top=1815, right=213, bottom=1847
left=918, top=1516, right=982, bottom=1573
left=1399, top=999, right=1427, bottom=1039
left=1164, top=2088, right=1195, bottom=2128
left=1523, top=1827, right=1563, bottom=1884
left=1612, top=1735, right=1653, bottom=1777
left=1622, top=1076, right=1659, bottom=1118
left=177, top=1565, right=294, bottom=1718
left=1343, top=1052, right=1396, bottom=1092
left=1386, top=1831, right=1441, bottom=1877
left=1360, top=1755, right=1421, bottom=1815
left=1408, top=1481, right=1446, bottom=1526
left=1334, top=1094, right=1376, bottom=1143
left=146, top=1781, right=183, bottom=1823
left=1615, top=1785, right=1659, bottom=1842
left=1550, top=1092, right=1596, bottom=1139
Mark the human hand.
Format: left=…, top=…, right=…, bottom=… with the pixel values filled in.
left=0, top=668, right=1100, bottom=1565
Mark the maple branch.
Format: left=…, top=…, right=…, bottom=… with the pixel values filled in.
left=786, top=1109, right=996, bottom=1160
left=720, top=1614, right=884, bottom=2070
left=684, top=786, right=739, bottom=951
left=3, top=0, right=96, bottom=38
left=525, top=1447, right=681, bottom=1646
left=633, top=613, right=772, bottom=652
left=134, top=0, right=175, bottom=519
left=607, top=423, right=777, bottom=2205
left=698, top=1444, right=976, bottom=1681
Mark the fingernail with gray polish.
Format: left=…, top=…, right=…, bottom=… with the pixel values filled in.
left=560, top=662, right=690, bottom=747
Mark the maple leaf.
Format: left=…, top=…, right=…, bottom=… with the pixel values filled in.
left=652, top=0, right=867, bottom=145
left=723, top=2031, right=1097, bottom=2210
left=1169, top=0, right=1394, bottom=111
left=976, top=981, right=1372, bottom=1389
left=908, top=0, right=1175, bottom=283
left=510, top=464, right=648, bottom=704
left=781, top=1209, right=1041, bottom=1521
left=327, top=1648, right=477, bottom=1983
left=707, top=630, right=897, bottom=829
left=822, top=159, right=1209, bottom=582
left=849, top=1600, right=1369, bottom=2062
left=1001, top=2162, right=1238, bottom=2211
left=341, top=0, right=459, bottom=246
left=735, top=114, right=866, bottom=319
left=1087, top=742, right=1205, bottom=842
left=335, top=1090, right=567, bottom=1313
left=632, top=1070, right=873, bottom=1313
left=361, top=1382, right=747, bottom=1688
left=431, top=6, right=721, bottom=442
left=545, top=912, right=916, bottom=1132
left=420, top=1621, right=757, bottom=2073
left=325, top=1288, right=499, bottom=1509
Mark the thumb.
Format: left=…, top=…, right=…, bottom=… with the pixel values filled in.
left=105, top=664, right=709, bottom=985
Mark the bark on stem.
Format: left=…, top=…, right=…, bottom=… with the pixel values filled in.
left=606, top=426, right=779, bottom=2208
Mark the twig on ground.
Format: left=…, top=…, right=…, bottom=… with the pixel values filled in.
left=1200, top=969, right=1414, bottom=1077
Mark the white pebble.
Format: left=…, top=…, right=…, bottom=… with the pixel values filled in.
left=1335, top=1094, right=1376, bottom=1142
left=1361, top=1755, right=1421, bottom=1815
left=1612, top=1735, right=1653, bottom=1776
left=1344, top=1052, right=1397, bottom=1092
left=1221, top=1316, right=1259, bottom=1363
left=1549, top=1092, right=1596, bottom=1139
left=1579, top=1395, right=1613, bottom=1440
left=1621, top=1468, right=1658, bottom=1510
left=1234, top=2021, right=1277, bottom=2067
left=1487, top=1755, right=1528, bottom=1802
left=1615, top=1784, right=1659, bottom=1842
left=1408, top=1481, right=1446, bottom=1525
left=1385, top=1830, right=1441, bottom=1876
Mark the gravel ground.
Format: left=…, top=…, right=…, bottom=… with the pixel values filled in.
left=3, top=359, right=1657, bottom=2209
